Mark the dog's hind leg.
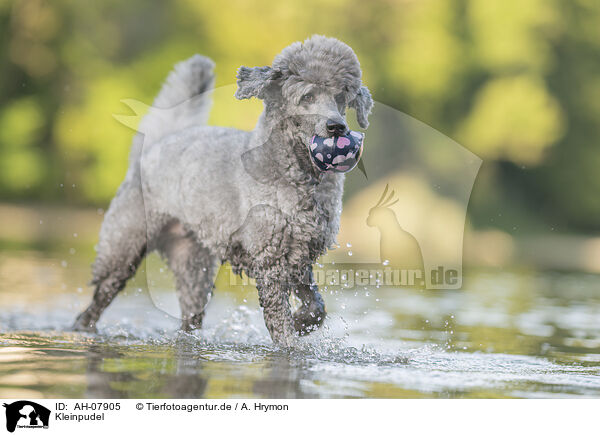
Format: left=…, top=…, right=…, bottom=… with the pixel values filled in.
left=293, top=266, right=326, bottom=335
left=73, top=182, right=149, bottom=332
left=158, top=223, right=217, bottom=331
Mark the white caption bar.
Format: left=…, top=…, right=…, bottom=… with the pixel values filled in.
left=0, top=399, right=595, bottom=434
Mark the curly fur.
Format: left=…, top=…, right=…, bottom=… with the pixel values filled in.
left=73, top=35, right=373, bottom=346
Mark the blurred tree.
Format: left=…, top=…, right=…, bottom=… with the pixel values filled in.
left=0, top=0, right=598, bottom=233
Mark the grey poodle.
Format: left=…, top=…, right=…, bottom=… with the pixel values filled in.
left=73, top=35, right=373, bottom=346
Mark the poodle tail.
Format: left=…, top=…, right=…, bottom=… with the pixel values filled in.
left=152, top=54, right=216, bottom=130
left=125, top=55, right=216, bottom=163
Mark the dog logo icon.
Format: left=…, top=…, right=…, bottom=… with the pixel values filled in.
left=3, top=401, right=50, bottom=432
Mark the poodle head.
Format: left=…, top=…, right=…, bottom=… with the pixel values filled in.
left=235, top=35, right=373, bottom=145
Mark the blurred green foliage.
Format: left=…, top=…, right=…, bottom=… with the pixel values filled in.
left=0, top=0, right=599, bottom=232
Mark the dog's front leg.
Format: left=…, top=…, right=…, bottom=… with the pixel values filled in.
left=293, top=266, right=326, bottom=335
left=255, top=274, right=296, bottom=347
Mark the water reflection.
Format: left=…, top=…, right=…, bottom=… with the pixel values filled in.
left=0, top=249, right=599, bottom=398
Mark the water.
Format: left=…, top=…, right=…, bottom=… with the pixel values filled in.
left=1, top=248, right=599, bottom=398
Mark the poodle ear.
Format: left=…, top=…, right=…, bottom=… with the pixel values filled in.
left=235, top=66, right=282, bottom=100
left=349, top=85, right=374, bottom=128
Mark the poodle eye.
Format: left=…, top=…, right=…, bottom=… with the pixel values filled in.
left=301, top=93, right=315, bottom=104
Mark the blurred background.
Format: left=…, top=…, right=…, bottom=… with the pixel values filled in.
left=1, top=0, right=599, bottom=273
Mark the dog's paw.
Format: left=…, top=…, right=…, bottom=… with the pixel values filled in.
left=71, top=324, right=98, bottom=333
left=293, top=305, right=326, bottom=336
left=71, top=315, right=98, bottom=333
left=180, top=314, right=204, bottom=333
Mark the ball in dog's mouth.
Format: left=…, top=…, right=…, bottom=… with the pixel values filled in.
left=309, top=131, right=364, bottom=173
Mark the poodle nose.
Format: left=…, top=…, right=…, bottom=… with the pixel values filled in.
left=326, top=119, right=347, bottom=136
